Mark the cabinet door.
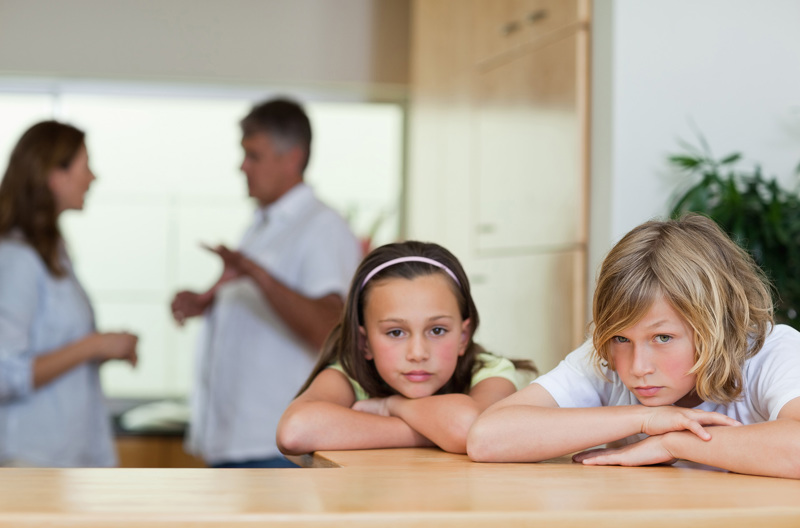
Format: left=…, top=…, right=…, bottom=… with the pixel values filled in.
left=473, top=32, right=585, bottom=252
left=468, top=250, right=586, bottom=375
left=472, top=0, right=580, bottom=64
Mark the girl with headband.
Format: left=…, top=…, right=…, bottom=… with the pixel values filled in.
left=277, top=240, right=536, bottom=455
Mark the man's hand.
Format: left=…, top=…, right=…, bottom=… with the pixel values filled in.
left=202, top=243, right=253, bottom=278
left=171, top=290, right=213, bottom=325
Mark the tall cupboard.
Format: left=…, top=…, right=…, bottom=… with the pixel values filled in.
left=407, top=0, right=591, bottom=373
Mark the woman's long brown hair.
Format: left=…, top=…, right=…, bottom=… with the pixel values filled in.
left=0, top=121, right=85, bottom=277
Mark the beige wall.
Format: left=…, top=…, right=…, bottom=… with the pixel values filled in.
left=0, top=0, right=409, bottom=97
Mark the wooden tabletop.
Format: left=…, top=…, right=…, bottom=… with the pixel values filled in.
left=1, top=448, right=799, bottom=527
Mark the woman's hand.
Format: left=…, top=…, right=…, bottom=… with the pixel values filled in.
left=90, top=332, right=138, bottom=367
left=640, top=406, right=741, bottom=441
left=573, top=434, right=678, bottom=467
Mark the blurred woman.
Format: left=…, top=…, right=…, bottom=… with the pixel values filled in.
left=0, top=120, right=138, bottom=467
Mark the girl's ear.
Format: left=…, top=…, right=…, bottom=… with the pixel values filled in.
left=458, top=318, right=471, bottom=356
left=359, top=326, right=372, bottom=360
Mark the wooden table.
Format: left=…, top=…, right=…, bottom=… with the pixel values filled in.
left=1, top=448, right=799, bottom=526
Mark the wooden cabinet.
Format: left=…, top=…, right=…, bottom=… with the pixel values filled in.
left=472, top=0, right=582, bottom=64
left=116, top=436, right=206, bottom=468
left=408, top=0, right=590, bottom=368
left=469, top=250, right=586, bottom=373
left=474, top=32, right=584, bottom=252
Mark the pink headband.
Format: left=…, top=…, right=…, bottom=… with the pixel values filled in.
left=361, top=256, right=461, bottom=289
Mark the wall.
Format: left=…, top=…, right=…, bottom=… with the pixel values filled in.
left=0, top=0, right=409, bottom=98
left=590, top=0, right=800, bottom=292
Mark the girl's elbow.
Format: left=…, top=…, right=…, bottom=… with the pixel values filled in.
left=434, top=406, right=479, bottom=454
left=466, top=415, right=508, bottom=462
left=276, top=413, right=313, bottom=456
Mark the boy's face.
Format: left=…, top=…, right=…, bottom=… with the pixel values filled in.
left=609, top=296, right=700, bottom=407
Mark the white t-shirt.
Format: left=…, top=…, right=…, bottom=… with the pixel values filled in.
left=187, top=183, right=362, bottom=464
left=534, top=324, right=800, bottom=424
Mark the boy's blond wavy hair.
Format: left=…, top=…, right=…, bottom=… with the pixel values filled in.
left=592, top=214, right=774, bottom=404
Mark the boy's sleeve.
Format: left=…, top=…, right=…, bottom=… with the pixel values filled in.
left=749, top=326, right=800, bottom=421
left=533, top=340, right=606, bottom=408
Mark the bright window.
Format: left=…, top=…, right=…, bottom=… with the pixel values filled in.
left=0, top=84, right=404, bottom=397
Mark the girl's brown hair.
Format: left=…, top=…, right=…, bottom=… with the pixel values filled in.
left=592, top=214, right=774, bottom=404
left=0, top=121, right=86, bottom=276
left=297, top=240, right=535, bottom=397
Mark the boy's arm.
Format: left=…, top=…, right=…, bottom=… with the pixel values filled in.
left=276, top=369, right=432, bottom=455
left=467, top=383, right=741, bottom=462
left=372, top=377, right=518, bottom=454
left=578, top=397, right=800, bottom=478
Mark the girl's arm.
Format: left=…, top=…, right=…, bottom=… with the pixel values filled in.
left=276, top=369, right=433, bottom=455
left=361, top=377, right=518, bottom=454
left=467, top=383, right=740, bottom=462
left=575, top=397, right=800, bottom=479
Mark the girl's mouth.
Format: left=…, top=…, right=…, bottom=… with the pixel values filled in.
left=404, top=371, right=433, bottom=382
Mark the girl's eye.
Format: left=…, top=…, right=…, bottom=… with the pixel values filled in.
left=430, top=326, right=448, bottom=336
left=655, top=335, right=672, bottom=343
left=387, top=329, right=404, bottom=338
left=612, top=336, right=629, bottom=344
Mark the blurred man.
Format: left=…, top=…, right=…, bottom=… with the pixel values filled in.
left=171, top=98, right=361, bottom=468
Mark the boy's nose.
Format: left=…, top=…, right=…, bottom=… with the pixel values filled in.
left=630, top=345, right=655, bottom=377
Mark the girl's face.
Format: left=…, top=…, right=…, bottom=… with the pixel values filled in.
left=360, top=273, right=470, bottom=399
left=48, top=144, right=96, bottom=214
left=609, top=296, right=701, bottom=408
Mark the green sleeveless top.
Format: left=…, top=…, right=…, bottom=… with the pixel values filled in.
left=327, top=352, right=522, bottom=401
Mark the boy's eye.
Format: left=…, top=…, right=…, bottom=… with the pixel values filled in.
left=655, top=335, right=672, bottom=343
left=430, top=326, right=448, bottom=336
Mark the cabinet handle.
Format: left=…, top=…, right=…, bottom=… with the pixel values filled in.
left=500, top=20, right=521, bottom=36
left=527, top=9, right=548, bottom=23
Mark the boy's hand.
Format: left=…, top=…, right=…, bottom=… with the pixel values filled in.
left=641, top=406, right=741, bottom=440
left=573, top=434, right=678, bottom=467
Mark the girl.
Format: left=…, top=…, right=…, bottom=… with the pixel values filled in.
left=468, top=214, right=800, bottom=479
left=277, top=241, right=536, bottom=455
left=0, top=121, right=138, bottom=467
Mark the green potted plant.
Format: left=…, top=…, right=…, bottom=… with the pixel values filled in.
left=669, top=138, right=800, bottom=330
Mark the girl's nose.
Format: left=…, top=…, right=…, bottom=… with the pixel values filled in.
left=406, top=336, right=429, bottom=362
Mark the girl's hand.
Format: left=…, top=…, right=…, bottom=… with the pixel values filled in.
left=641, top=406, right=741, bottom=441
left=573, top=435, right=678, bottom=467
left=352, top=397, right=393, bottom=417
